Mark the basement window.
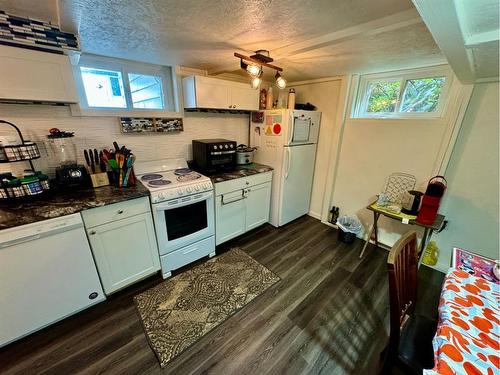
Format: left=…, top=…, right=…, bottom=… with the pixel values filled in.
left=352, top=67, right=451, bottom=119
left=73, top=54, right=176, bottom=115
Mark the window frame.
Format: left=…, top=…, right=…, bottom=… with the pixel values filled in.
left=351, top=66, right=452, bottom=120
left=71, top=54, right=180, bottom=117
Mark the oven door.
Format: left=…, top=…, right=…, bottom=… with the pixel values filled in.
left=152, top=191, right=214, bottom=255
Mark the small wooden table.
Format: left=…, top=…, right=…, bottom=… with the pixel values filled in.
left=359, top=201, right=445, bottom=266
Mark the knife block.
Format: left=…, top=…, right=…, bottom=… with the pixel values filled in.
left=90, top=172, right=109, bottom=188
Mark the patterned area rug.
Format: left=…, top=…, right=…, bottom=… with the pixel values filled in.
left=134, top=248, right=280, bottom=367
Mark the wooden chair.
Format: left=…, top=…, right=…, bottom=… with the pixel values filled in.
left=380, top=231, right=437, bottom=374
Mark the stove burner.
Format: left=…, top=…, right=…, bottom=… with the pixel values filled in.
left=177, top=172, right=201, bottom=182
left=148, top=179, right=171, bottom=187
left=141, top=173, right=163, bottom=181
left=174, top=168, right=193, bottom=176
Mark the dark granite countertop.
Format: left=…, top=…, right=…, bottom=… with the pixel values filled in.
left=0, top=183, right=150, bottom=230
left=203, top=163, right=274, bottom=183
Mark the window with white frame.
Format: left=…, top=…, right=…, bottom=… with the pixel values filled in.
left=74, top=55, right=175, bottom=112
left=352, top=67, right=451, bottom=119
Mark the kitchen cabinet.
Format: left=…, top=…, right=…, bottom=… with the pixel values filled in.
left=82, top=197, right=160, bottom=295
left=183, top=75, right=259, bottom=110
left=0, top=45, right=78, bottom=103
left=215, top=172, right=272, bottom=245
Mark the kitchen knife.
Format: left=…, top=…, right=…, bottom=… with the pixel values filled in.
left=99, top=151, right=106, bottom=172
left=93, top=149, right=99, bottom=171
left=83, top=149, right=91, bottom=170
left=113, top=141, right=120, bottom=152
left=88, top=149, right=95, bottom=174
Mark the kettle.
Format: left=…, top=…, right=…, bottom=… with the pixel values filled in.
left=401, top=190, right=423, bottom=215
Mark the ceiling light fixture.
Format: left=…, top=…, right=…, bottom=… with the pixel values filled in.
left=251, top=77, right=261, bottom=89
left=235, top=50, right=286, bottom=89
left=275, top=72, right=287, bottom=89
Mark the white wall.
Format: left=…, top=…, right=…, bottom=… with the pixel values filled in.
left=0, top=104, right=249, bottom=176
left=328, top=70, right=471, bottom=247
left=432, top=82, right=499, bottom=271
left=293, top=79, right=342, bottom=219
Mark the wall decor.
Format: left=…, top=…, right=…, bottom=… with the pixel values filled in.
left=0, top=10, right=79, bottom=54
left=120, top=117, right=183, bottom=134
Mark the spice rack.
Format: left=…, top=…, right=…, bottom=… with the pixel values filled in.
left=0, top=120, right=49, bottom=202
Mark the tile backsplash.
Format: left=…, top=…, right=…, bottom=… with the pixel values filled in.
left=0, top=104, right=249, bottom=177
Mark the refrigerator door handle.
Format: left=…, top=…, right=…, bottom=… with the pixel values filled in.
left=287, top=114, right=294, bottom=145
left=285, top=147, right=291, bottom=179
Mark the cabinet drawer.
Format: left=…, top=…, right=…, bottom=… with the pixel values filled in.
left=160, top=236, right=215, bottom=273
left=82, top=197, right=151, bottom=228
left=215, top=171, right=272, bottom=196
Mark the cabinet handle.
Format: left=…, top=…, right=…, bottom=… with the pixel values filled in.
left=89, top=230, right=96, bottom=235
left=117, top=209, right=124, bottom=214
left=221, top=190, right=246, bottom=205
left=246, top=181, right=250, bottom=185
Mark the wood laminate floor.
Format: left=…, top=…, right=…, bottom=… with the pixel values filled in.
left=0, top=216, right=444, bottom=375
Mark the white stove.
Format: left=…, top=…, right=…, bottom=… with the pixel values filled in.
left=135, top=159, right=215, bottom=279
left=135, top=159, right=213, bottom=203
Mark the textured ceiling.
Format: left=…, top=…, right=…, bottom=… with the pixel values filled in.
left=0, top=0, right=446, bottom=80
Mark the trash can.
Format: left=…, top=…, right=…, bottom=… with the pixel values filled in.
left=337, top=215, right=362, bottom=244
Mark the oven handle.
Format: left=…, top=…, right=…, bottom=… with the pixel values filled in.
left=153, top=191, right=213, bottom=210
left=221, top=189, right=247, bottom=205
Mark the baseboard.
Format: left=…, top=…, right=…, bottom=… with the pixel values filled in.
left=307, top=211, right=321, bottom=220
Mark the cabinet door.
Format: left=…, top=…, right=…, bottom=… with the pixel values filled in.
left=215, top=189, right=246, bottom=245
left=0, top=45, right=78, bottom=103
left=231, top=85, right=259, bottom=110
left=87, top=213, right=160, bottom=294
left=195, top=76, right=230, bottom=109
left=245, top=182, right=271, bottom=231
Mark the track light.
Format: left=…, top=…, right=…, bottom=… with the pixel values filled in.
left=247, top=64, right=262, bottom=77
left=275, top=72, right=286, bottom=89
left=251, top=77, right=261, bottom=89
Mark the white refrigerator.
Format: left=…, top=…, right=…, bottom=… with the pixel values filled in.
left=250, top=109, right=321, bottom=227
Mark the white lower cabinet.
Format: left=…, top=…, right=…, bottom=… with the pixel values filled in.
left=245, top=182, right=272, bottom=231
left=215, top=172, right=272, bottom=245
left=82, top=197, right=160, bottom=295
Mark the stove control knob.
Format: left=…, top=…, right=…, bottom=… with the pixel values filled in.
left=187, top=187, right=192, bottom=193
left=177, top=189, right=183, bottom=195
left=159, top=192, right=165, bottom=200
left=229, top=144, right=234, bottom=148
left=213, top=145, right=217, bottom=150
left=224, top=144, right=228, bottom=149
left=195, top=185, right=200, bottom=191
left=219, top=145, right=223, bottom=149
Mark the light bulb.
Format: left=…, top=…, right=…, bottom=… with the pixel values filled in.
left=275, top=72, right=286, bottom=89
left=246, top=64, right=261, bottom=77
left=251, top=77, right=261, bottom=89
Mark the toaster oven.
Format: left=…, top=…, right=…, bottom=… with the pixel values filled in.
left=192, top=139, right=237, bottom=172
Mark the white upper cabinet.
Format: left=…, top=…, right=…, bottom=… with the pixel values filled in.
left=0, top=45, right=78, bottom=103
left=183, top=75, right=259, bottom=110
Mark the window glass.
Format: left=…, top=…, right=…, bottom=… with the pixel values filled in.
left=128, top=73, right=164, bottom=109
left=365, top=81, right=401, bottom=113
left=400, top=77, right=445, bottom=113
left=80, top=67, right=126, bottom=108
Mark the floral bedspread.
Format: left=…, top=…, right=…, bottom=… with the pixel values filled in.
left=424, top=268, right=500, bottom=375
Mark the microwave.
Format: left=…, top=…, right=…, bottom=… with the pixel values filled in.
left=192, top=139, right=237, bottom=172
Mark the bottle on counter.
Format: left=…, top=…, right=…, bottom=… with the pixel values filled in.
left=266, top=87, right=273, bottom=109
left=287, top=88, right=296, bottom=110
left=277, top=90, right=287, bottom=108
left=259, top=89, right=267, bottom=110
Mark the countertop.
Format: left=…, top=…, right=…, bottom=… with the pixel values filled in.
left=0, top=183, right=150, bottom=230
left=200, top=163, right=274, bottom=183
